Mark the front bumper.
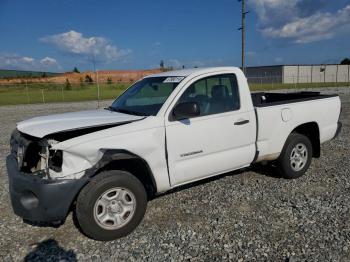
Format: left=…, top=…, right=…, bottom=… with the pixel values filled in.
left=6, top=153, right=88, bottom=224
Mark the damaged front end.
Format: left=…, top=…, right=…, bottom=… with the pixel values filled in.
left=7, top=129, right=89, bottom=224
left=6, top=109, right=145, bottom=225
left=10, top=130, right=63, bottom=179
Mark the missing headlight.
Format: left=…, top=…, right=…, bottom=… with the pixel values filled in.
left=48, top=150, right=63, bottom=172
left=21, top=141, right=42, bottom=173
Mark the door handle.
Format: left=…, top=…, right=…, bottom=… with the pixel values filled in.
left=234, top=119, right=250, bottom=125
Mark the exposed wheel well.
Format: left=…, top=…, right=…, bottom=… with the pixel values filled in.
left=96, top=157, right=157, bottom=199
left=291, top=122, right=320, bottom=158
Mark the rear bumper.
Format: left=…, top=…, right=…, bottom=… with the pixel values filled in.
left=333, top=122, right=342, bottom=139
left=6, top=154, right=88, bottom=224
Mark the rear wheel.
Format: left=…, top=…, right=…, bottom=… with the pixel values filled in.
left=75, top=170, right=147, bottom=241
left=277, top=133, right=313, bottom=179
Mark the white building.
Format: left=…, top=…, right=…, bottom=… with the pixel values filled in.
left=246, top=64, right=350, bottom=84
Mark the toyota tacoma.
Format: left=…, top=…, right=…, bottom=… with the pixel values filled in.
left=6, top=67, right=342, bottom=240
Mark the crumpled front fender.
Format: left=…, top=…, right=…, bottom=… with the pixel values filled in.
left=49, top=145, right=104, bottom=179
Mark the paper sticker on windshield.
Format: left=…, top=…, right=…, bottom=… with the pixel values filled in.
left=163, top=77, right=185, bottom=83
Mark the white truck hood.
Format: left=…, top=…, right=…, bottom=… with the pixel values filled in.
left=17, top=109, right=144, bottom=138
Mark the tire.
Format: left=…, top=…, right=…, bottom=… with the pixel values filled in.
left=277, top=133, right=313, bottom=179
left=75, top=170, right=147, bottom=241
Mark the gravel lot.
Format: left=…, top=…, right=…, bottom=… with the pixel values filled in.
left=0, top=88, right=349, bottom=261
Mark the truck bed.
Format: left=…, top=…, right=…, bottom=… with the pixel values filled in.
left=252, top=91, right=341, bottom=162
left=251, top=91, right=338, bottom=107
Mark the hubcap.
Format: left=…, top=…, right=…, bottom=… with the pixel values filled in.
left=290, top=143, right=308, bottom=172
left=93, top=187, right=136, bottom=230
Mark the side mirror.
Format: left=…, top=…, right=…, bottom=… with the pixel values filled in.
left=173, top=102, right=200, bottom=120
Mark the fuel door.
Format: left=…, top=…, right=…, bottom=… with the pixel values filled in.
left=281, top=108, right=293, bottom=122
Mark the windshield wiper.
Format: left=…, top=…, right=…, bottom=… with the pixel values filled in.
left=105, top=106, right=146, bottom=116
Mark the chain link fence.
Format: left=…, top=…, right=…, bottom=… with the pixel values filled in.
left=0, top=75, right=349, bottom=106
left=0, top=81, right=130, bottom=106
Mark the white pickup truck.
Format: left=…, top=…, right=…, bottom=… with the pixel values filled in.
left=7, top=67, right=342, bottom=240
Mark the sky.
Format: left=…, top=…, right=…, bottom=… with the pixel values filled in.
left=0, top=0, right=350, bottom=72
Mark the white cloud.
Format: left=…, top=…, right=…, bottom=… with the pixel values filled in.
left=0, top=54, right=35, bottom=70
left=40, top=30, right=131, bottom=62
left=22, top=57, right=35, bottom=63
left=248, top=1, right=350, bottom=43
left=262, top=5, right=350, bottom=43
left=40, top=56, right=59, bottom=67
left=0, top=53, right=60, bottom=71
left=248, top=0, right=300, bottom=26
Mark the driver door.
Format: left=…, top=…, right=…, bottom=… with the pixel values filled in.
left=165, top=73, right=256, bottom=186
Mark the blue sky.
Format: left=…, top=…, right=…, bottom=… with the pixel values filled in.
left=0, top=0, right=350, bottom=72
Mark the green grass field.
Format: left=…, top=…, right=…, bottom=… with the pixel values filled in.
left=0, top=81, right=349, bottom=106
left=0, top=83, right=129, bottom=105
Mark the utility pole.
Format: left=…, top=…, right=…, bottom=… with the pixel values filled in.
left=91, top=54, right=100, bottom=108
left=238, top=0, right=248, bottom=74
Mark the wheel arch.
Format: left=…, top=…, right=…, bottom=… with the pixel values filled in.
left=290, top=122, right=320, bottom=158
left=84, top=149, right=158, bottom=198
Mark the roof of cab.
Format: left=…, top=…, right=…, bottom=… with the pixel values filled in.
left=147, top=66, right=239, bottom=78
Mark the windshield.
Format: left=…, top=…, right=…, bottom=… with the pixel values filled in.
left=109, top=76, right=184, bottom=116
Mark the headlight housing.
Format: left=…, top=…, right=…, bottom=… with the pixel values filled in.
left=48, top=150, right=63, bottom=172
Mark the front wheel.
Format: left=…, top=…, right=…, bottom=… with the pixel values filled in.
left=75, top=170, right=147, bottom=241
left=277, top=133, right=313, bottom=179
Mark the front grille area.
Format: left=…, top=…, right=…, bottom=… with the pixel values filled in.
left=10, top=129, right=31, bottom=168
left=10, top=129, right=47, bottom=174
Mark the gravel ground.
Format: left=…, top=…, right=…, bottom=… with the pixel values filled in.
left=0, top=87, right=349, bottom=261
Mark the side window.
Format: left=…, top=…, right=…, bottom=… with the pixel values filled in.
left=177, top=74, right=240, bottom=117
